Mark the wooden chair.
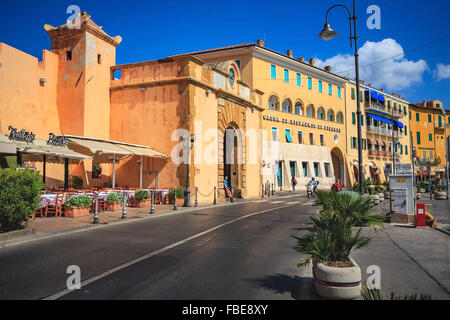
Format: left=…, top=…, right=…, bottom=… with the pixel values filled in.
left=45, top=193, right=65, bottom=218
left=32, top=207, right=44, bottom=221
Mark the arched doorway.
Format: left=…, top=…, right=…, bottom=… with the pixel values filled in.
left=222, top=123, right=243, bottom=197
left=331, top=147, right=345, bottom=185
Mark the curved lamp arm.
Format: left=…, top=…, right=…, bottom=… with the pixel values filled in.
left=325, top=4, right=353, bottom=48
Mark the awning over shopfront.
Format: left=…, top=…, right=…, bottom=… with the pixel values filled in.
left=62, top=136, right=168, bottom=189
left=367, top=113, right=393, bottom=125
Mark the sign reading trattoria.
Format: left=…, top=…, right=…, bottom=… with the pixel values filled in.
left=7, top=126, right=35, bottom=143
left=47, top=133, right=68, bottom=147
left=263, top=115, right=341, bottom=133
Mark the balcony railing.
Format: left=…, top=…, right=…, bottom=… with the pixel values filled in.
left=393, top=152, right=400, bottom=159
left=417, top=157, right=441, bottom=165
left=365, top=101, right=403, bottom=117
left=367, top=125, right=394, bottom=137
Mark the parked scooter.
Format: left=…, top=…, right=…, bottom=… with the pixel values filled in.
left=306, top=183, right=317, bottom=198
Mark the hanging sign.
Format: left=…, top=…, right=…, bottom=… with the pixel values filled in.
left=8, top=126, right=35, bottom=143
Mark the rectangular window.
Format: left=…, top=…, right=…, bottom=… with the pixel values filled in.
left=320, top=134, right=325, bottom=146
left=360, top=91, right=363, bottom=102
left=324, top=163, right=331, bottom=177
left=308, top=77, right=312, bottom=90
left=352, top=112, right=356, bottom=125
left=302, top=162, right=308, bottom=177
left=429, top=133, right=433, bottom=142
left=296, top=73, right=301, bottom=86
left=337, top=87, right=342, bottom=98
left=428, top=114, right=432, bottom=123
left=272, top=127, right=278, bottom=141
left=328, top=84, right=332, bottom=96
left=388, top=100, right=391, bottom=108
left=313, top=163, right=319, bottom=177
left=409, top=111, right=411, bottom=120
left=416, top=132, right=421, bottom=145
left=66, top=50, right=72, bottom=61
left=438, top=115, right=442, bottom=126
left=298, top=131, right=303, bottom=144
left=351, top=88, right=355, bottom=100
left=318, top=80, right=323, bottom=93
left=404, top=125, right=407, bottom=136
left=405, top=145, right=408, bottom=155
left=361, top=114, right=364, bottom=126
left=284, top=69, right=289, bottom=83
left=416, top=113, right=420, bottom=121
left=423, top=151, right=427, bottom=161
left=430, top=151, right=433, bottom=161
left=97, top=54, right=102, bottom=64
left=285, top=129, right=292, bottom=143
left=270, top=65, right=276, bottom=79
left=448, top=116, right=450, bottom=125
left=309, top=133, right=314, bottom=145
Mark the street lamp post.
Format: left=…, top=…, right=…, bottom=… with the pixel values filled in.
left=318, top=0, right=364, bottom=194
left=183, top=134, right=195, bottom=207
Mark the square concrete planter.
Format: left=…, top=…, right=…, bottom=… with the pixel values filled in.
left=313, top=257, right=362, bottom=300
left=133, top=199, right=150, bottom=208
left=65, top=207, right=90, bottom=218
left=105, top=202, right=122, bottom=211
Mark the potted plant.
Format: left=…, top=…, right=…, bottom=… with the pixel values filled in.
left=433, top=184, right=447, bottom=200
left=133, top=190, right=150, bottom=208
left=64, top=194, right=92, bottom=218
left=294, top=190, right=384, bottom=299
left=105, top=192, right=125, bottom=211
left=92, top=163, right=102, bottom=179
left=70, top=175, right=83, bottom=189
left=168, top=188, right=185, bottom=206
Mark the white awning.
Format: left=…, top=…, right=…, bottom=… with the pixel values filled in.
left=67, top=137, right=131, bottom=156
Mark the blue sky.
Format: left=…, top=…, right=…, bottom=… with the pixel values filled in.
left=1, top=0, right=449, bottom=107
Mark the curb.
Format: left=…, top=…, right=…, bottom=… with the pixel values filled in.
left=0, top=228, right=36, bottom=242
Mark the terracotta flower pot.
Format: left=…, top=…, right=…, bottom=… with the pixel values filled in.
left=106, top=202, right=122, bottom=211
left=65, top=206, right=90, bottom=218
left=133, top=199, right=150, bottom=208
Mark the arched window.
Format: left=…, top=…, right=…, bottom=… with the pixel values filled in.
left=317, top=107, right=325, bottom=120
left=268, top=95, right=278, bottom=110
left=327, top=109, right=335, bottom=122
left=306, top=105, right=315, bottom=118
left=336, top=112, right=344, bottom=124
left=282, top=99, right=291, bottom=113
left=294, top=102, right=303, bottom=115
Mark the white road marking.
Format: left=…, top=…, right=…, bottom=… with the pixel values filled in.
left=43, top=202, right=298, bottom=300
left=269, top=201, right=285, bottom=204
left=286, top=201, right=301, bottom=205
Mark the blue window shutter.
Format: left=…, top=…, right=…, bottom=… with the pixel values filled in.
left=328, top=84, right=332, bottom=95
left=308, top=77, right=312, bottom=89
left=338, top=87, right=341, bottom=98
left=271, top=65, right=276, bottom=79
left=318, top=81, right=322, bottom=92
left=284, top=69, right=289, bottom=82
left=296, top=73, right=301, bottom=86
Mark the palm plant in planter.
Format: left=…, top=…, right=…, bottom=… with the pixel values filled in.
left=105, top=192, right=125, bottom=211
left=64, top=195, right=92, bottom=218
left=294, top=190, right=384, bottom=299
left=133, top=190, right=150, bottom=208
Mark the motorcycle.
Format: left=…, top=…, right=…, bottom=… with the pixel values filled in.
left=306, top=183, right=317, bottom=198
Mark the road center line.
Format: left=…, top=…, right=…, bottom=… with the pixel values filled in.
left=43, top=202, right=298, bottom=300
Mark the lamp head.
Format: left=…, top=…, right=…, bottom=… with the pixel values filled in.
left=318, top=23, right=338, bottom=41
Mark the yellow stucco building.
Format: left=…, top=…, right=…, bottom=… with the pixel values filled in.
left=409, top=100, right=447, bottom=179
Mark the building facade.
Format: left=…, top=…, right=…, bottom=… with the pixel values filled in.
left=409, top=100, right=447, bottom=179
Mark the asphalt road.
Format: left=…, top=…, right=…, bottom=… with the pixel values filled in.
left=0, top=193, right=319, bottom=300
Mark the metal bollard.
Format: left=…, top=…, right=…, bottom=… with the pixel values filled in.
left=173, top=188, right=178, bottom=210
left=262, top=184, right=264, bottom=198
left=213, top=186, right=217, bottom=205
left=121, top=191, right=127, bottom=220
left=272, top=183, right=274, bottom=196
left=93, top=191, right=99, bottom=224
left=150, top=190, right=155, bottom=214
left=195, top=187, right=198, bottom=207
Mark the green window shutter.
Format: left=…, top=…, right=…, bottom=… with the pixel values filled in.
left=416, top=113, right=419, bottom=121
left=360, top=114, right=364, bottom=126
left=403, top=106, right=406, bottom=115
left=409, top=111, right=411, bottom=120
left=359, top=91, right=363, bottom=102
left=351, top=88, right=355, bottom=100
left=405, top=145, right=408, bottom=155
left=352, top=112, right=356, bottom=125
left=429, top=133, right=432, bottom=142
left=439, top=115, right=442, bottom=126
left=428, top=114, right=432, bottom=123
left=388, top=101, right=391, bottom=107
left=404, top=125, right=407, bottom=136
left=417, top=132, right=421, bottom=145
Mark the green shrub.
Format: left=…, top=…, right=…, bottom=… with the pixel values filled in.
left=70, top=176, right=83, bottom=188
left=294, top=191, right=384, bottom=267
left=64, top=195, right=92, bottom=208
left=135, top=190, right=150, bottom=201
left=168, top=188, right=184, bottom=199
left=0, top=168, right=44, bottom=232
left=106, top=192, right=125, bottom=203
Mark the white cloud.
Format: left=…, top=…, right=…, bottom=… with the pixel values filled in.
left=434, top=63, right=450, bottom=81
left=316, top=38, right=428, bottom=90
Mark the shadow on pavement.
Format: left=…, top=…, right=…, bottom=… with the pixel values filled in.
left=245, top=273, right=319, bottom=300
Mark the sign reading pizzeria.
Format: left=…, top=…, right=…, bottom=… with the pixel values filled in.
left=7, top=126, right=35, bottom=143
left=47, top=133, right=68, bottom=147
left=263, top=115, right=341, bottom=133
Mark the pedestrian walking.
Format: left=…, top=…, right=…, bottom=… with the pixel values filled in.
left=291, top=176, right=297, bottom=192
left=331, top=179, right=342, bottom=192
